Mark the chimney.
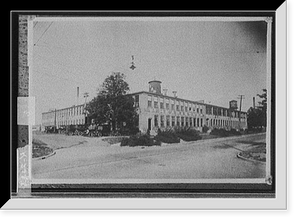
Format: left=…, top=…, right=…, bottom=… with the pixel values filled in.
left=163, top=89, right=168, bottom=96
left=76, top=87, right=79, bottom=105
left=253, top=97, right=256, bottom=109
left=172, top=91, right=177, bottom=98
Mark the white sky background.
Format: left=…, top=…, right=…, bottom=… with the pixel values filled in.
left=31, top=18, right=267, bottom=125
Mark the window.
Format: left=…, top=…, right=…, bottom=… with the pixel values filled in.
left=166, top=103, right=169, bottom=110
left=154, top=97, right=158, bottom=108
left=201, top=118, right=203, bottom=127
left=166, top=99, right=170, bottom=110
left=181, top=117, right=184, bottom=126
left=186, top=117, right=189, bottom=126
left=134, top=95, right=139, bottom=107
left=166, top=115, right=170, bottom=126
left=185, top=106, right=188, bottom=112
left=161, top=115, right=165, bottom=127
left=176, top=105, right=179, bottom=111
left=197, top=118, right=200, bottom=127
left=148, top=96, right=152, bottom=108
left=154, top=115, right=158, bottom=127
left=197, top=108, right=199, bottom=113
left=171, top=104, right=174, bottom=110
left=171, top=116, right=175, bottom=126
left=160, top=102, right=164, bottom=109
left=177, top=116, right=180, bottom=126
left=181, top=105, right=184, bottom=111
left=190, top=117, right=193, bottom=126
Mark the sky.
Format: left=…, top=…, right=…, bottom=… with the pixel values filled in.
left=31, top=18, right=267, bottom=125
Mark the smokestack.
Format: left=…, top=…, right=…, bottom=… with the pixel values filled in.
left=172, top=91, right=177, bottom=98
left=77, top=87, right=79, bottom=105
left=253, top=96, right=256, bottom=109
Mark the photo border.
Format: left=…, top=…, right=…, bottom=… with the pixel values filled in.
left=7, top=5, right=287, bottom=209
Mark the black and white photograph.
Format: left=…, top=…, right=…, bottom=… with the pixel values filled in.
left=29, top=16, right=271, bottom=184
left=7, top=6, right=288, bottom=210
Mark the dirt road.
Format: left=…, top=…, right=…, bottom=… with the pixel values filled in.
left=32, top=133, right=266, bottom=181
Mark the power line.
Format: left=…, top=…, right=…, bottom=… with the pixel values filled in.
left=34, top=22, right=53, bottom=46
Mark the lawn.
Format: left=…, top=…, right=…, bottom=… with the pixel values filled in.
left=238, top=142, right=266, bottom=162
left=32, top=138, right=54, bottom=158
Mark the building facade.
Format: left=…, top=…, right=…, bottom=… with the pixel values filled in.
left=41, top=104, right=86, bottom=130
left=130, top=80, right=247, bottom=133
left=41, top=80, right=247, bottom=133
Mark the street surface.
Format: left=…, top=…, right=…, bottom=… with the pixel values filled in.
left=32, top=133, right=266, bottom=180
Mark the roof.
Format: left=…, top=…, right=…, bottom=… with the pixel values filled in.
left=148, top=80, right=162, bottom=84
left=128, top=91, right=247, bottom=114
left=42, top=104, right=85, bottom=115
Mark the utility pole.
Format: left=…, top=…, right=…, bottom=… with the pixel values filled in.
left=83, top=92, right=89, bottom=123
left=54, top=108, right=56, bottom=130
left=83, top=92, right=89, bottom=106
left=238, top=95, right=245, bottom=130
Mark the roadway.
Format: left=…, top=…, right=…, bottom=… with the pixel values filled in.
left=32, top=133, right=266, bottom=181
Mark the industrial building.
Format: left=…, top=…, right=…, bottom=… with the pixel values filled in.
left=129, top=80, right=247, bottom=133
left=41, top=104, right=86, bottom=130
left=41, top=80, right=247, bottom=133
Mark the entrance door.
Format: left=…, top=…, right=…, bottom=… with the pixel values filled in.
left=148, top=118, right=152, bottom=131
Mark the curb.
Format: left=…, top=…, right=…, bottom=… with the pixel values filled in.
left=33, top=151, right=56, bottom=161
left=236, top=152, right=266, bottom=164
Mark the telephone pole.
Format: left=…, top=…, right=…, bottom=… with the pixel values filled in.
left=83, top=92, right=89, bottom=123
left=238, top=95, right=245, bottom=129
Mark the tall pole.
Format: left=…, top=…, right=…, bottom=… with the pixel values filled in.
left=77, top=87, right=79, bottom=106
left=54, top=108, right=56, bottom=130
left=83, top=92, right=89, bottom=123
left=238, top=95, right=245, bottom=129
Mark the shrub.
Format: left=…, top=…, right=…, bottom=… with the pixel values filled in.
left=120, top=137, right=130, bottom=146
left=154, top=129, right=180, bottom=144
left=202, top=125, right=209, bottom=133
left=210, top=128, right=228, bottom=137
left=174, top=126, right=202, bottom=141
left=120, top=134, right=161, bottom=147
left=229, top=128, right=241, bottom=135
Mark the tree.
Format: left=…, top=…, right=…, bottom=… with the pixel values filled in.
left=256, top=88, right=267, bottom=127
left=86, top=72, right=138, bottom=134
left=247, top=89, right=267, bottom=130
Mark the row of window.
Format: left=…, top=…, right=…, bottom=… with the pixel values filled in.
left=206, top=105, right=246, bottom=118
left=42, top=105, right=85, bottom=121
left=56, top=118, right=85, bottom=126
left=43, top=118, right=85, bottom=127
left=208, top=118, right=242, bottom=127
left=147, top=97, right=204, bottom=114
left=153, top=115, right=204, bottom=128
